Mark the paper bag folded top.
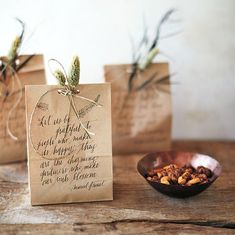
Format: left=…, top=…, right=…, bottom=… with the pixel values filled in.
left=0, top=54, right=46, bottom=164
left=25, top=83, right=113, bottom=205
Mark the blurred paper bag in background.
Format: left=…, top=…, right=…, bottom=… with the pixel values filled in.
left=104, top=63, right=171, bottom=154
left=0, top=54, right=46, bottom=164
left=104, top=9, right=178, bottom=154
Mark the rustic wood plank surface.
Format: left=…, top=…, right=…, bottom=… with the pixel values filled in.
left=0, top=141, right=235, bottom=234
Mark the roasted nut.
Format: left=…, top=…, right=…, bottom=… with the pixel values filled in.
left=152, top=176, right=159, bottom=181
left=174, top=168, right=183, bottom=178
left=197, top=166, right=212, bottom=178
left=147, top=164, right=212, bottom=186
left=148, top=170, right=155, bottom=177
left=191, top=173, right=198, bottom=179
left=162, top=170, right=168, bottom=177
left=178, top=176, right=186, bottom=185
left=182, top=171, right=191, bottom=180
left=186, top=177, right=201, bottom=186
left=198, top=173, right=207, bottom=180
left=185, top=167, right=193, bottom=174
left=168, top=172, right=178, bottom=183
left=160, top=176, right=170, bottom=185
left=156, top=168, right=167, bottom=178
left=164, top=164, right=178, bottom=170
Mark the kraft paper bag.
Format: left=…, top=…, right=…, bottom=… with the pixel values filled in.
left=104, top=63, right=171, bottom=154
left=25, top=83, right=113, bottom=205
left=0, top=55, right=46, bottom=164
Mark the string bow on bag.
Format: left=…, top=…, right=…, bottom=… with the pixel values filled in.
left=49, top=56, right=102, bottom=137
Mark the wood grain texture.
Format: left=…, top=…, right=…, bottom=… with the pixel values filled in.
left=0, top=223, right=234, bottom=235
left=0, top=141, right=235, bottom=234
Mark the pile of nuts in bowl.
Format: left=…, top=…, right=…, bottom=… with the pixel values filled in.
left=146, top=164, right=213, bottom=186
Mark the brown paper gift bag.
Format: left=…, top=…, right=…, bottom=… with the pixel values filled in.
left=0, top=54, right=46, bottom=164
left=104, top=63, right=172, bottom=154
left=25, top=84, right=113, bottom=205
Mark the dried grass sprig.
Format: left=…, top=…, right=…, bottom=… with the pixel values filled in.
left=16, top=54, right=35, bottom=72
left=0, top=18, right=31, bottom=84
left=68, top=56, right=80, bottom=87
left=149, top=8, right=175, bottom=51
left=7, top=18, right=25, bottom=67
left=52, top=56, right=80, bottom=88
left=138, top=47, right=159, bottom=71
left=136, top=73, right=176, bottom=92
left=136, top=71, right=158, bottom=91
left=53, top=69, right=66, bottom=86
left=127, top=9, right=178, bottom=92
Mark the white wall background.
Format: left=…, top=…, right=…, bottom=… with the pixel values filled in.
left=0, top=0, right=234, bottom=140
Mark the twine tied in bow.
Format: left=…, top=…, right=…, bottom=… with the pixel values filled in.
left=49, top=56, right=102, bottom=137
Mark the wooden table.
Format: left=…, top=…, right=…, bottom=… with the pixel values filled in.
left=0, top=141, right=235, bottom=234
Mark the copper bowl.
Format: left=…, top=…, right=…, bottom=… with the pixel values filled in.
left=137, top=151, right=222, bottom=198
